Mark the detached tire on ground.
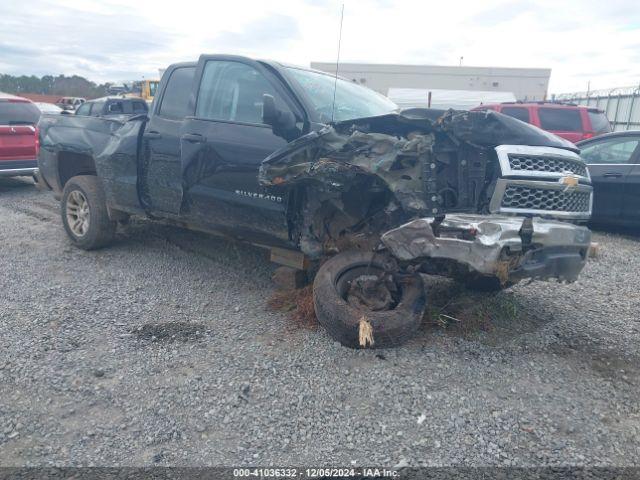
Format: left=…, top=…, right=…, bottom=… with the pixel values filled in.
left=61, top=175, right=116, bottom=250
left=313, top=251, right=426, bottom=349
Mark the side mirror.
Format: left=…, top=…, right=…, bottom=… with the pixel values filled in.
left=60, top=110, right=71, bottom=115
left=262, top=94, right=278, bottom=126
left=262, top=94, right=298, bottom=142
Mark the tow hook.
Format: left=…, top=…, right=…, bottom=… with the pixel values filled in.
left=519, top=216, right=534, bottom=249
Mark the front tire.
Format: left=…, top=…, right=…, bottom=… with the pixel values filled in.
left=61, top=175, right=116, bottom=250
left=313, top=251, right=426, bottom=349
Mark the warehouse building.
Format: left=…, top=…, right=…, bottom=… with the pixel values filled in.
left=310, top=62, right=551, bottom=109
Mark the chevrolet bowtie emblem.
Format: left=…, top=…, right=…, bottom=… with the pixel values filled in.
left=559, top=175, right=579, bottom=188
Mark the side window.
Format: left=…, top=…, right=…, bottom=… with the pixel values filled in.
left=75, top=103, right=91, bottom=116
left=538, top=108, right=582, bottom=132
left=196, top=60, right=284, bottom=124
left=501, top=107, right=530, bottom=123
left=580, top=139, right=640, bottom=164
left=158, top=67, right=196, bottom=120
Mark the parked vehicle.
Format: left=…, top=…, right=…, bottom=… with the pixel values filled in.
left=577, top=131, right=640, bottom=226
left=472, top=102, right=611, bottom=143
left=74, top=96, right=149, bottom=117
left=135, top=79, right=159, bottom=103
left=34, top=102, right=63, bottom=114
left=37, top=55, right=593, bottom=348
left=56, top=97, right=86, bottom=111
left=0, top=93, right=40, bottom=177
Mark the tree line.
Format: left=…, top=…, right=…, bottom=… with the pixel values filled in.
left=0, top=74, right=109, bottom=99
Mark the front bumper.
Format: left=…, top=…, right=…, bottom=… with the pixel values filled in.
left=381, top=214, right=591, bottom=284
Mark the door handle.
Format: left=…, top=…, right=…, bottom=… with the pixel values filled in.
left=143, top=131, right=161, bottom=140
left=603, top=172, right=623, bottom=178
left=181, top=133, right=206, bottom=143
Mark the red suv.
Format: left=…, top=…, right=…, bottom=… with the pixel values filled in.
left=472, top=102, right=611, bottom=143
left=0, top=93, right=41, bottom=177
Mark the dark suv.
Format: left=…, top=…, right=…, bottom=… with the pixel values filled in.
left=73, top=96, right=148, bottom=117
left=473, top=102, right=611, bottom=143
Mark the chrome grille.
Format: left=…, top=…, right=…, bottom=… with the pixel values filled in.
left=495, top=145, right=590, bottom=182
left=490, top=179, right=592, bottom=220
left=501, top=184, right=591, bottom=213
left=490, top=145, right=592, bottom=220
left=508, top=154, right=588, bottom=178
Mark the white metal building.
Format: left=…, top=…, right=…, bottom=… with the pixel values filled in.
left=310, top=62, right=551, bottom=103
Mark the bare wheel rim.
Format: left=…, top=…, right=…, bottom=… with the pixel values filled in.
left=66, top=190, right=90, bottom=237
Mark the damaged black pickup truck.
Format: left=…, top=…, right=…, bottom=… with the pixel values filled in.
left=37, top=55, right=593, bottom=348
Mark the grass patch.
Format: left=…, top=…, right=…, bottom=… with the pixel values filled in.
left=424, top=278, right=520, bottom=338
left=267, top=285, right=317, bottom=328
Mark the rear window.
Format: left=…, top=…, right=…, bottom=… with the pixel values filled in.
left=538, top=108, right=582, bottom=132
left=107, top=101, right=125, bottom=114
left=588, top=111, right=611, bottom=134
left=0, top=100, right=41, bottom=125
left=501, top=106, right=530, bottom=123
left=149, top=81, right=159, bottom=97
left=159, top=67, right=195, bottom=120
left=133, top=101, right=148, bottom=113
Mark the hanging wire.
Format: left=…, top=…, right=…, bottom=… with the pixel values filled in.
left=330, top=3, right=345, bottom=124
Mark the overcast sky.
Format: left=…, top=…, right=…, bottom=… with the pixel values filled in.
left=1, top=0, right=638, bottom=94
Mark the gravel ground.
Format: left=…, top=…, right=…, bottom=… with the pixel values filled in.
left=1, top=176, right=639, bottom=467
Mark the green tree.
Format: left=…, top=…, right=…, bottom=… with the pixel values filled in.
left=0, top=73, right=108, bottom=98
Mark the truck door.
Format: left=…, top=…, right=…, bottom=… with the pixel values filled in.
left=140, top=65, right=195, bottom=213
left=622, top=144, right=640, bottom=224
left=179, top=56, right=303, bottom=243
left=581, top=135, right=639, bottom=223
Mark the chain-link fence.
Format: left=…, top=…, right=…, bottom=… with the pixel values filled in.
left=554, top=86, right=640, bottom=132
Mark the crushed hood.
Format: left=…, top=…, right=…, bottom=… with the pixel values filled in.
left=332, top=108, right=577, bottom=151
left=259, top=108, right=577, bottom=192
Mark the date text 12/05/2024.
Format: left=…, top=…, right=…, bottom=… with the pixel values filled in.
left=232, top=467, right=400, bottom=477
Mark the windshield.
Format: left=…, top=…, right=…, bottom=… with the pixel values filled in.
left=286, top=67, right=397, bottom=123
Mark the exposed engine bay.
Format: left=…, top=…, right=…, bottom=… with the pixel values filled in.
left=259, top=109, right=592, bottom=286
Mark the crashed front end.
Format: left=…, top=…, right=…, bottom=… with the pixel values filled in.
left=259, top=109, right=592, bottom=286
left=382, top=215, right=590, bottom=285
